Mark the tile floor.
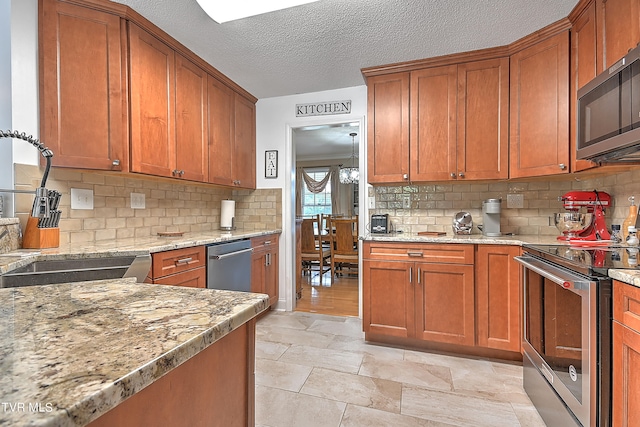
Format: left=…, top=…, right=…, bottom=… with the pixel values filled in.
left=255, top=311, right=547, bottom=427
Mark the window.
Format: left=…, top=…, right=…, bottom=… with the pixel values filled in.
left=302, top=168, right=332, bottom=216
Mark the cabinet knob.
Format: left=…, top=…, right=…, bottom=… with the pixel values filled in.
left=180, top=170, right=185, bottom=176
left=172, top=169, right=177, bottom=176
left=559, top=163, right=566, bottom=170
left=458, top=172, right=465, bottom=178
left=112, top=159, right=120, bottom=166
left=450, top=172, right=457, bottom=179
left=403, top=174, right=408, bottom=180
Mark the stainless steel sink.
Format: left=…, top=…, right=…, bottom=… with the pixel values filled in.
left=0, top=254, right=152, bottom=288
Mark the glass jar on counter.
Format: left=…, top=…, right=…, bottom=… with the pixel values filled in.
left=626, top=226, right=639, bottom=246
left=611, top=224, right=622, bottom=243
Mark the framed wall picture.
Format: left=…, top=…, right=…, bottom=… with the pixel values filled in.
left=265, top=150, right=278, bottom=178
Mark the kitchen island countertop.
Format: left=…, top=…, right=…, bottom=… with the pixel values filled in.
left=0, top=278, right=269, bottom=426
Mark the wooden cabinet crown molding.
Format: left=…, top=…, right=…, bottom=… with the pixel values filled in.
left=362, top=18, right=571, bottom=78
left=54, top=0, right=257, bottom=103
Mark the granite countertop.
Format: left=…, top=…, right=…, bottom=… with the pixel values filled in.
left=363, top=232, right=562, bottom=246
left=0, top=278, right=269, bottom=427
left=608, top=270, right=640, bottom=287
left=0, top=229, right=281, bottom=275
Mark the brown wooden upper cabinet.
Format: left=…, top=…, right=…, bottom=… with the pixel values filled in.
left=39, top=0, right=128, bottom=171
left=366, top=57, right=509, bottom=184
left=509, top=31, right=570, bottom=178
left=38, top=0, right=256, bottom=189
left=597, top=0, right=640, bottom=70
left=129, top=24, right=208, bottom=182
left=570, top=0, right=600, bottom=172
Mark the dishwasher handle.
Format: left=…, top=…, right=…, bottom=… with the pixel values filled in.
left=209, top=247, right=253, bottom=260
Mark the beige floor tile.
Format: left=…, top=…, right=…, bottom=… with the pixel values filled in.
left=255, top=358, right=313, bottom=392
left=358, top=354, right=453, bottom=391
left=401, top=384, right=522, bottom=427
left=260, top=311, right=332, bottom=330
left=328, top=334, right=406, bottom=362
left=257, top=324, right=335, bottom=348
left=340, top=404, right=457, bottom=427
left=300, top=367, right=402, bottom=413
left=255, top=340, right=289, bottom=360
left=511, top=402, right=547, bottom=427
left=307, top=318, right=365, bottom=339
left=278, top=344, right=364, bottom=374
left=255, top=384, right=346, bottom=427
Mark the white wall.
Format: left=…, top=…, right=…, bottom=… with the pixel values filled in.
left=256, top=85, right=368, bottom=311
left=1, top=0, right=13, bottom=195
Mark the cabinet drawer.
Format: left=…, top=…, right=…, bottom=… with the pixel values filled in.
left=363, top=242, right=474, bottom=264
left=614, top=280, right=640, bottom=334
left=153, top=267, right=206, bottom=288
left=251, top=234, right=279, bottom=249
left=152, top=246, right=206, bottom=279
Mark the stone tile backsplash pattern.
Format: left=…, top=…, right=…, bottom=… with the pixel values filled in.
left=368, top=167, right=640, bottom=236
left=13, top=164, right=281, bottom=246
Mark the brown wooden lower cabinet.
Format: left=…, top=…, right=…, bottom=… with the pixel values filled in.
left=88, top=320, right=255, bottom=427
left=475, top=245, right=521, bottom=352
left=613, top=280, right=640, bottom=426
left=251, top=234, right=279, bottom=307
left=148, top=246, right=206, bottom=288
left=363, top=241, right=521, bottom=359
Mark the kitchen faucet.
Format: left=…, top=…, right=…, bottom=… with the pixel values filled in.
left=0, top=130, right=53, bottom=219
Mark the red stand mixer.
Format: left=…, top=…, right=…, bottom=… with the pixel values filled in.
left=555, top=190, right=612, bottom=241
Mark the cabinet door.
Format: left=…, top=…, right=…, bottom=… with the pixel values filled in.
left=598, top=0, right=640, bottom=70
left=153, top=267, right=206, bottom=288
left=414, top=262, right=475, bottom=346
left=251, top=249, right=267, bottom=295
left=175, top=54, right=208, bottom=182
left=457, top=59, right=509, bottom=180
left=233, top=94, right=256, bottom=189
left=129, top=23, right=176, bottom=178
left=207, top=76, right=234, bottom=186
left=510, top=31, right=570, bottom=178
left=39, top=0, right=127, bottom=170
left=476, top=245, right=521, bottom=352
left=571, top=1, right=600, bottom=172
left=410, top=66, right=457, bottom=182
left=366, top=73, right=410, bottom=183
left=613, top=322, right=640, bottom=427
left=265, top=248, right=279, bottom=307
left=363, top=260, right=414, bottom=338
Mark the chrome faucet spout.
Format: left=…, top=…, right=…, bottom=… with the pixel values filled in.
left=0, top=130, right=55, bottom=219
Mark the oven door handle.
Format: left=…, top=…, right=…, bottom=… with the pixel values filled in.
left=514, top=255, right=593, bottom=291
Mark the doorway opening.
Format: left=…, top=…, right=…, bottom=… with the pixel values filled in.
left=292, top=121, right=361, bottom=317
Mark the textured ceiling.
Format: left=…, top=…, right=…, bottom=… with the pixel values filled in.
left=112, top=0, right=579, bottom=100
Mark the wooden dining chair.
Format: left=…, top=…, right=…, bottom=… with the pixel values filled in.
left=328, top=217, right=358, bottom=281
left=300, top=215, right=331, bottom=282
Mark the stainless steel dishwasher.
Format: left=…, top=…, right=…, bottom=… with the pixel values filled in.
left=206, top=239, right=253, bottom=291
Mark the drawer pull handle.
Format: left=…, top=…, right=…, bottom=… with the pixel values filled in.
left=409, top=267, right=413, bottom=284
left=407, top=251, right=424, bottom=257
left=176, top=257, right=193, bottom=265
left=264, top=240, right=271, bottom=245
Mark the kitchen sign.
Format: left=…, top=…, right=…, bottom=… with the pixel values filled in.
left=296, top=100, right=351, bottom=117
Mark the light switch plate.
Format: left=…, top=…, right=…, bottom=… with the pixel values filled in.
left=506, top=193, right=524, bottom=209
left=402, top=194, right=411, bottom=209
left=368, top=197, right=375, bottom=209
left=71, top=188, right=94, bottom=210
left=131, top=192, right=145, bottom=209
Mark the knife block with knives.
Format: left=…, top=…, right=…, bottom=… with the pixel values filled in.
left=22, top=190, right=61, bottom=249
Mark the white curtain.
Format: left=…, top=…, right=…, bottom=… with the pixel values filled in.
left=296, top=166, right=343, bottom=216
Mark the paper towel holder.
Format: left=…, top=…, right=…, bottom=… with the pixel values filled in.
left=220, top=199, right=236, bottom=231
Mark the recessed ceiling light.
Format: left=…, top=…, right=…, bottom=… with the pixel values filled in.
left=195, top=0, right=320, bottom=23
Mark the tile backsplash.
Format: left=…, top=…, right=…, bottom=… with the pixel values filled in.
left=368, top=167, right=640, bottom=236
left=13, top=164, right=281, bottom=245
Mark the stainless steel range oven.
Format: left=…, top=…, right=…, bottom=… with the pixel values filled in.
left=515, top=244, right=617, bottom=427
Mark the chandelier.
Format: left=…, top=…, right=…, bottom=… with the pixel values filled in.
left=339, top=132, right=359, bottom=184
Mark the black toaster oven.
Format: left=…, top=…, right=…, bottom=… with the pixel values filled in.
left=370, top=214, right=389, bottom=233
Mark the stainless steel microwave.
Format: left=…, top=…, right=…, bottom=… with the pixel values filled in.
left=577, top=43, right=640, bottom=163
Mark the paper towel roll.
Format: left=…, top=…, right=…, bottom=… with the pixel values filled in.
left=221, top=200, right=235, bottom=230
